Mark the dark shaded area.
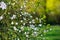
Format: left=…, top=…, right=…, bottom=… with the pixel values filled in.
left=45, top=10, right=60, bottom=25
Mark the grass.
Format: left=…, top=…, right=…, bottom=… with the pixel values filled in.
left=0, top=25, right=60, bottom=40
left=45, top=25, right=60, bottom=40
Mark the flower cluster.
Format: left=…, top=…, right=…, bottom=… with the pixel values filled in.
left=0, top=1, right=7, bottom=10
left=0, top=0, right=51, bottom=40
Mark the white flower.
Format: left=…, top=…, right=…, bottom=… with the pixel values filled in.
left=50, top=28, right=52, bottom=31
left=25, top=0, right=28, bottom=3
left=44, top=30, right=46, bottom=33
left=34, top=27, right=38, bottom=31
left=39, top=19, right=42, bottom=23
left=24, top=12, right=28, bottom=14
left=20, top=26, right=24, bottom=31
left=24, top=5, right=26, bottom=8
left=20, top=8, right=22, bottom=10
left=43, top=37, right=45, bottom=40
left=13, top=26, right=18, bottom=31
left=21, top=6, right=23, bottom=9
left=17, top=38, right=19, bottom=40
left=24, top=32, right=29, bottom=35
left=0, top=16, right=3, bottom=20
left=26, top=35, right=29, bottom=37
left=34, top=32, right=37, bottom=34
left=11, top=21, right=14, bottom=25
left=41, top=34, right=43, bottom=36
left=47, top=30, right=49, bottom=32
left=20, top=15, right=22, bottom=16
left=21, top=12, right=23, bottom=14
left=32, top=19, right=35, bottom=22
left=32, top=31, right=38, bottom=36
left=12, top=15, right=16, bottom=18
left=38, top=24, right=42, bottom=26
left=15, top=22, right=18, bottom=25
left=36, top=17, right=38, bottom=20
left=44, top=30, right=49, bottom=33
left=0, top=1, right=7, bottom=10
left=8, top=2, right=11, bottom=4
left=10, top=14, right=16, bottom=20
left=23, top=18, right=26, bottom=20
left=8, top=12, right=10, bottom=14
left=12, top=3, right=15, bottom=6
left=32, top=19, right=35, bottom=23
left=21, top=27, right=24, bottom=29
left=30, top=25, right=35, bottom=29
left=19, top=30, right=21, bottom=32
left=30, top=16, right=32, bottom=18
left=20, top=20, right=23, bottom=22
left=29, top=21, right=32, bottom=24
left=23, top=23, right=25, bottom=25
left=24, top=32, right=27, bottom=34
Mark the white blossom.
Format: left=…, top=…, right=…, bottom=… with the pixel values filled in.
left=43, top=37, right=45, bottom=40
left=12, top=3, right=15, bottom=6
left=32, top=31, right=38, bottom=36
left=44, top=30, right=46, bottom=33
left=34, top=27, right=38, bottom=31
left=25, top=0, right=28, bottom=3
left=0, top=16, right=3, bottom=20
left=47, top=30, right=49, bottom=32
left=8, top=2, right=11, bottom=4
left=39, top=19, right=42, bottom=23
left=26, top=35, right=29, bottom=37
left=15, top=22, right=18, bottom=25
left=32, top=19, right=35, bottom=22
left=38, top=24, right=42, bottom=26
left=23, top=18, right=26, bottom=20
left=18, top=38, right=20, bottom=40
left=30, top=16, right=32, bottom=18
left=21, top=27, right=24, bottom=29
left=41, top=34, right=43, bottom=36
left=30, top=25, right=35, bottom=29
left=20, top=26, right=24, bottom=31
left=23, top=23, right=25, bottom=25
left=20, top=8, right=22, bottom=10
left=11, top=21, right=14, bottom=25
left=10, top=14, right=16, bottom=20
left=24, top=32, right=27, bottom=34
left=20, top=20, right=23, bottom=22
left=19, top=30, right=21, bottom=32
left=21, top=12, right=23, bottom=14
left=24, top=12, right=28, bottom=14
left=21, top=6, right=23, bottom=9
left=20, top=15, right=22, bottom=16
left=36, top=17, right=38, bottom=20
left=0, top=1, right=7, bottom=10
left=44, top=30, right=49, bottom=33
left=13, top=26, right=18, bottom=31
left=8, top=12, right=10, bottom=14
left=24, top=5, right=26, bottom=8
left=32, top=19, right=35, bottom=23
left=50, top=28, right=52, bottom=31
left=24, top=32, right=29, bottom=35
left=34, top=32, right=37, bottom=34
left=29, top=21, right=32, bottom=24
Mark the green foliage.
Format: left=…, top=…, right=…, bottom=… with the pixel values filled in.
left=0, top=0, right=51, bottom=40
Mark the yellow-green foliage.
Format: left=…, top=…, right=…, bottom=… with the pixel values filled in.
left=46, top=0, right=60, bottom=10
left=46, top=0, right=60, bottom=24
left=46, top=0, right=55, bottom=9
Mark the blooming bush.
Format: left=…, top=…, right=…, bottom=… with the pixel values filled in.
left=0, top=0, right=51, bottom=40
